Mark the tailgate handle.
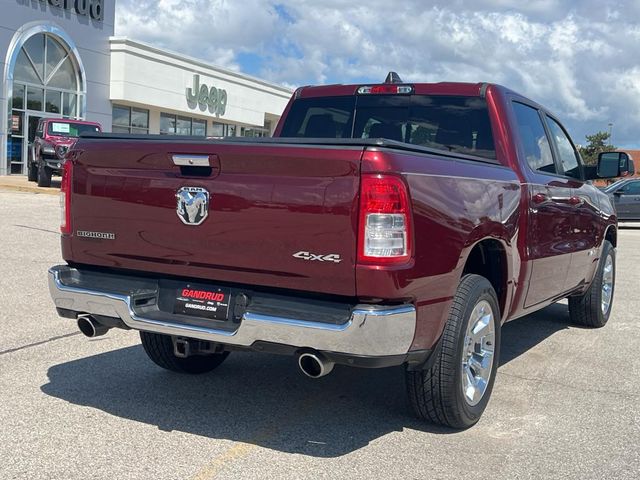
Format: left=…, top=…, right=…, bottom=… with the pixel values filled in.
left=172, top=154, right=221, bottom=178
left=172, top=154, right=212, bottom=167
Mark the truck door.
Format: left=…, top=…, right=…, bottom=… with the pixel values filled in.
left=543, top=115, right=599, bottom=290
left=612, top=180, right=640, bottom=221
left=511, top=102, right=576, bottom=308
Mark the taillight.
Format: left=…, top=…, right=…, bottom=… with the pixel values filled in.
left=60, top=160, right=73, bottom=235
left=358, top=174, right=412, bottom=265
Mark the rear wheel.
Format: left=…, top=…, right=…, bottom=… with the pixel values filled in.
left=406, top=274, right=501, bottom=429
left=36, top=161, right=52, bottom=187
left=140, top=331, right=229, bottom=374
left=568, top=240, right=615, bottom=328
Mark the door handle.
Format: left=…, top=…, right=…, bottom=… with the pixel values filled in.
left=532, top=193, right=548, bottom=204
left=548, top=196, right=583, bottom=206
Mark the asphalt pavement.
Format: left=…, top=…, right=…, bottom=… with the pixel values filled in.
left=0, top=188, right=639, bottom=480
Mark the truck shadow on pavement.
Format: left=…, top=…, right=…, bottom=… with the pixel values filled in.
left=41, top=303, right=570, bottom=457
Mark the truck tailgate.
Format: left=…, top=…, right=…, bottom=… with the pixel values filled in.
left=66, top=139, right=363, bottom=297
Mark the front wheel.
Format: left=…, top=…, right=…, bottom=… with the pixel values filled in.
left=406, top=274, right=501, bottom=429
left=27, top=161, right=37, bottom=181
left=568, top=240, right=615, bottom=328
left=36, top=161, right=52, bottom=187
left=140, top=332, right=229, bottom=374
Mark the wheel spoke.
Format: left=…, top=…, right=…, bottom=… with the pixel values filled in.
left=461, top=299, right=496, bottom=407
left=470, top=314, right=491, bottom=343
left=601, top=254, right=614, bottom=315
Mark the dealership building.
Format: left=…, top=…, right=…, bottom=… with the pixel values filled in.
left=1, top=0, right=292, bottom=175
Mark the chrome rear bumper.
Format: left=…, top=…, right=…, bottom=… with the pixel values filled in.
left=48, top=266, right=416, bottom=357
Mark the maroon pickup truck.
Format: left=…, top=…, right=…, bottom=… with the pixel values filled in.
left=48, top=74, right=627, bottom=429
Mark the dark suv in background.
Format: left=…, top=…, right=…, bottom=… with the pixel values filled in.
left=604, top=178, right=640, bottom=221
left=29, top=118, right=101, bottom=187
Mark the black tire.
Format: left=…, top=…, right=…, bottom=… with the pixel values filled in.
left=36, top=161, right=52, bottom=187
left=406, top=274, right=501, bottom=429
left=140, top=331, right=229, bottom=374
left=27, top=161, right=37, bottom=181
left=568, top=240, right=615, bottom=328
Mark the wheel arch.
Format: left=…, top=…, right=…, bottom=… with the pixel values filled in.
left=604, top=224, right=617, bottom=248
left=460, top=238, right=511, bottom=321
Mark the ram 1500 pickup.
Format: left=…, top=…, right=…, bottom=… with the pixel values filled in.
left=48, top=73, right=627, bottom=428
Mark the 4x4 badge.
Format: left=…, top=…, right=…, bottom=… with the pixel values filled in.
left=176, top=187, right=209, bottom=225
left=293, top=251, right=342, bottom=263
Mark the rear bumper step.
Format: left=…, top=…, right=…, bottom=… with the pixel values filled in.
left=48, top=265, right=417, bottom=357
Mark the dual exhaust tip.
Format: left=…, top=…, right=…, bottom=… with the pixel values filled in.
left=77, top=315, right=110, bottom=338
left=77, top=315, right=335, bottom=379
left=298, top=352, right=334, bottom=378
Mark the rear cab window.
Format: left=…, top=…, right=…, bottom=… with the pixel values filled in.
left=280, top=94, right=497, bottom=160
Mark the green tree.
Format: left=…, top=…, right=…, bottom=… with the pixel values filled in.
left=579, top=131, right=616, bottom=165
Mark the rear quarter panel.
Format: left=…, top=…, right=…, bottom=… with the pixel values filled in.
left=359, top=149, right=521, bottom=350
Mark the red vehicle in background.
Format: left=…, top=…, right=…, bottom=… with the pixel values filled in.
left=28, top=118, right=101, bottom=187
left=48, top=74, right=627, bottom=428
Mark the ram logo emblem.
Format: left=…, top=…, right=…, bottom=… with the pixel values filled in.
left=176, top=187, right=209, bottom=225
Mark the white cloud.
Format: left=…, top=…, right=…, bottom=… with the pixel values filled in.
left=115, top=0, right=640, bottom=147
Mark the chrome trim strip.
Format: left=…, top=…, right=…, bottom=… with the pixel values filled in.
left=172, top=155, right=211, bottom=167
left=48, top=267, right=416, bottom=357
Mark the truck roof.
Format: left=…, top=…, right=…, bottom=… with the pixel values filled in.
left=42, top=118, right=102, bottom=126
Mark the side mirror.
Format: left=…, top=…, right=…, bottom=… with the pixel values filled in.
left=597, top=152, right=632, bottom=179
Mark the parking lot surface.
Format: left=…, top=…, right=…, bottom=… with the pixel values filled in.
left=0, top=189, right=639, bottom=480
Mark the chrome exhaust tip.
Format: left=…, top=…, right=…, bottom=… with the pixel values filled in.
left=77, top=315, right=110, bottom=338
left=298, top=352, right=334, bottom=378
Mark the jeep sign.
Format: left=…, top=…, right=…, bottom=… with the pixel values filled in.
left=31, top=0, right=105, bottom=21
left=186, top=75, right=228, bottom=117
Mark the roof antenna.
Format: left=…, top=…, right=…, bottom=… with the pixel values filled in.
left=384, top=72, right=403, bottom=84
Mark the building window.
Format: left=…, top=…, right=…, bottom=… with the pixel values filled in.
left=192, top=119, right=207, bottom=136
left=112, top=105, right=149, bottom=134
left=176, top=116, right=192, bottom=135
left=161, top=113, right=207, bottom=136
left=210, top=122, right=225, bottom=137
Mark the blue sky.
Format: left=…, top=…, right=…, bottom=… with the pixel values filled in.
left=116, top=0, right=640, bottom=148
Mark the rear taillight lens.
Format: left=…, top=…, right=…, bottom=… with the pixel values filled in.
left=60, top=160, right=73, bottom=235
left=358, top=174, right=412, bottom=265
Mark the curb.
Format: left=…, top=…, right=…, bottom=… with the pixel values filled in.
left=0, top=182, right=60, bottom=196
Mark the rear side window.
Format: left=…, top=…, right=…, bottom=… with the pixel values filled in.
left=512, top=102, right=555, bottom=174
left=280, top=94, right=497, bottom=160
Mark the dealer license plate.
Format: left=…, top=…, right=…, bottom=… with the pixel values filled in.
left=173, top=286, right=230, bottom=321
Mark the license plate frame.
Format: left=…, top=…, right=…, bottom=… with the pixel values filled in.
left=173, top=286, right=231, bottom=321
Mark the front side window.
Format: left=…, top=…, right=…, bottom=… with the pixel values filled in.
left=620, top=181, right=640, bottom=195
left=512, top=102, right=555, bottom=174
left=546, top=116, right=580, bottom=178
